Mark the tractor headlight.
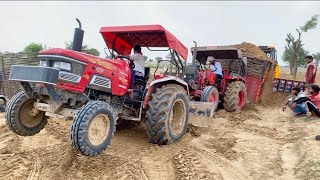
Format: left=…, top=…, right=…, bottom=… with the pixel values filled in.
left=39, top=60, right=47, bottom=67
left=60, top=62, right=71, bottom=71
left=53, top=62, right=71, bottom=71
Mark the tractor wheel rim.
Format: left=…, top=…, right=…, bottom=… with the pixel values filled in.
left=88, top=114, right=110, bottom=146
left=169, top=99, right=186, bottom=136
left=237, top=91, right=245, bottom=109
left=208, top=92, right=217, bottom=104
left=20, top=100, right=43, bottom=128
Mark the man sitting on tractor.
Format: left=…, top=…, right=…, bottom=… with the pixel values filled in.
left=208, top=56, right=223, bottom=85
left=116, top=45, right=145, bottom=89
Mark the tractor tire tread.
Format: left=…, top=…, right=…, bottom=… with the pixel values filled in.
left=201, top=86, right=219, bottom=111
left=6, top=91, right=47, bottom=136
left=146, top=85, right=189, bottom=145
left=223, top=81, right=247, bottom=112
left=71, top=101, right=116, bottom=157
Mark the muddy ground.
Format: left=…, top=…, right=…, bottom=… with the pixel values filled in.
left=1, top=99, right=320, bottom=180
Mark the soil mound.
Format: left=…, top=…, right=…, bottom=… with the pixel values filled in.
left=232, top=42, right=274, bottom=62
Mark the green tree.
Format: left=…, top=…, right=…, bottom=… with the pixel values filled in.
left=23, top=42, right=44, bottom=55
left=65, top=41, right=100, bottom=56
left=313, top=52, right=320, bottom=68
left=143, top=55, right=148, bottom=61
left=155, top=57, right=163, bottom=62
left=283, top=47, right=309, bottom=74
left=65, top=41, right=88, bottom=50
left=283, top=14, right=319, bottom=79
left=87, top=48, right=100, bottom=56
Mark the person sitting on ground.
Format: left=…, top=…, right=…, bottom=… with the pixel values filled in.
left=115, top=45, right=145, bottom=89
left=293, top=84, right=320, bottom=118
left=207, top=56, right=223, bottom=85
left=305, top=55, right=317, bottom=95
left=282, top=86, right=307, bottom=116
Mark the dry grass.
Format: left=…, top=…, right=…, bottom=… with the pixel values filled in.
left=279, top=67, right=320, bottom=85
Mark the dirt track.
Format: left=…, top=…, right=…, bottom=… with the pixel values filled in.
left=1, top=101, right=320, bottom=180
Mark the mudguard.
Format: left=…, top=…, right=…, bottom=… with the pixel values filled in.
left=150, top=75, right=189, bottom=94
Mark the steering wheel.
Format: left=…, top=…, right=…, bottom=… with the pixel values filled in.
left=118, top=55, right=135, bottom=69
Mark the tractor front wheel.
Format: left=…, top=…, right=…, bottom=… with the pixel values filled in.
left=201, top=86, right=219, bottom=111
left=6, top=92, right=47, bottom=136
left=146, top=84, right=189, bottom=145
left=224, top=81, right=247, bottom=112
left=71, top=101, right=116, bottom=156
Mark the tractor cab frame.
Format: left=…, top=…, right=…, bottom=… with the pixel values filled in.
left=101, top=25, right=188, bottom=81
left=190, top=46, right=247, bottom=93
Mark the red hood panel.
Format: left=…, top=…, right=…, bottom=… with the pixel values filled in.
left=39, top=48, right=127, bottom=70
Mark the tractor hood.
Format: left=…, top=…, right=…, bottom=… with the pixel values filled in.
left=99, top=24, right=188, bottom=61
left=39, top=48, right=125, bottom=69
left=191, top=46, right=243, bottom=65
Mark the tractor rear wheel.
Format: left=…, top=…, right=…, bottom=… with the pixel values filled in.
left=146, top=84, right=189, bottom=145
left=224, top=81, right=247, bottom=112
left=6, top=91, right=47, bottom=136
left=201, top=86, right=219, bottom=111
left=71, top=101, right=116, bottom=156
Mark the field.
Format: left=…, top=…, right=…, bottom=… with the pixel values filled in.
left=1, top=67, right=320, bottom=180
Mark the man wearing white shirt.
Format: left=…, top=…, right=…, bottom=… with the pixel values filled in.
left=282, top=86, right=307, bottom=116
left=207, top=56, right=223, bottom=85
left=116, top=45, right=145, bottom=89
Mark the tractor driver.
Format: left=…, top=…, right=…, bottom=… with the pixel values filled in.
left=116, top=45, right=145, bottom=90
left=207, top=56, right=223, bottom=85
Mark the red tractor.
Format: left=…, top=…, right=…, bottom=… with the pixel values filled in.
left=6, top=20, right=213, bottom=156
left=187, top=45, right=248, bottom=112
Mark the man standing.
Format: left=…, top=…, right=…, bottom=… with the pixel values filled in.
left=305, top=55, right=317, bottom=95
left=207, top=56, right=223, bottom=85
left=116, top=45, right=145, bottom=89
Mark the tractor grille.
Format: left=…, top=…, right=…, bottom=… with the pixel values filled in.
left=90, top=75, right=111, bottom=88
left=59, top=71, right=81, bottom=83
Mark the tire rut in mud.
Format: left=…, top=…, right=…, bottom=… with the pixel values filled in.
left=0, top=123, right=35, bottom=179
left=173, top=148, right=220, bottom=180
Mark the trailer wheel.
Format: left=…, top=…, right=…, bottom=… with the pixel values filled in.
left=224, top=81, right=247, bottom=112
left=146, top=85, right=189, bottom=145
left=71, top=101, right=116, bottom=156
left=5, top=91, right=47, bottom=136
left=201, top=86, right=219, bottom=111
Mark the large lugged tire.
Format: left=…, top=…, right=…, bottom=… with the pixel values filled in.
left=224, top=81, right=247, bottom=112
left=201, top=86, right=219, bottom=111
left=71, top=101, right=116, bottom=156
left=146, top=84, right=189, bottom=145
left=6, top=91, right=47, bottom=136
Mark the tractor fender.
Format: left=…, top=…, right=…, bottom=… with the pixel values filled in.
left=143, top=76, right=189, bottom=109
left=0, top=95, right=8, bottom=103
left=150, top=76, right=189, bottom=94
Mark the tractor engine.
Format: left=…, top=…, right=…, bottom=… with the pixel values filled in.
left=197, top=70, right=216, bottom=88
left=185, top=64, right=216, bottom=90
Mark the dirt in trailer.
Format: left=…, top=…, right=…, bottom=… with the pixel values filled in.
left=232, top=42, right=275, bottom=62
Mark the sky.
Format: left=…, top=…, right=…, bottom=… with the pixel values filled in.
left=0, top=1, right=319, bottom=65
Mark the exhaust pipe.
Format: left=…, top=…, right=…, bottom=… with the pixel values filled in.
left=72, top=18, right=84, bottom=52
left=191, top=41, right=197, bottom=66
